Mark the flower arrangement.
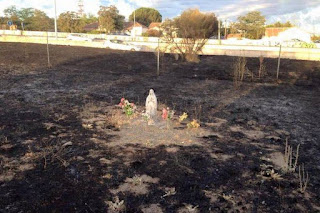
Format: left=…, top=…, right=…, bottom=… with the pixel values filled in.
left=141, top=111, right=151, bottom=121
left=162, top=107, right=175, bottom=120
left=187, top=119, right=200, bottom=129
left=119, top=98, right=136, bottom=116
left=179, top=112, right=188, bottom=122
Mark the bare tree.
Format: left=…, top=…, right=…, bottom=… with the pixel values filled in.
left=162, top=9, right=218, bottom=62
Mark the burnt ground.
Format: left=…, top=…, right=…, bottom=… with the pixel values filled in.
left=0, top=42, right=320, bottom=213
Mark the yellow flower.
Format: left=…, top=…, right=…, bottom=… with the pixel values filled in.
left=179, top=112, right=188, bottom=122
left=187, top=119, right=200, bottom=129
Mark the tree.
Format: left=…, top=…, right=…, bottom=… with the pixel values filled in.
left=18, top=8, right=32, bottom=30
left=129, top=7, right=162, bottom=27
left=18, top=8, right=34, bottom=22
left=2, top=6, right=53, bottom=31
left=162, top=9, right=218, bottom=62
left=98, top=5, right=124, bottom=33
left=58, top=11, right=85, bottom=33
left=27, top=10, right=53, bottom=31
left=266, top=21, right=293, bottom=28
left=3, top=6, right=20, bottom=25
left=235, top=11, right=266, bottom=39
left=81, top=13, right=98, bottom=24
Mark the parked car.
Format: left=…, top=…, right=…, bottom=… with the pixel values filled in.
left=67, top=34, right=93, bottom=42
left=107, top=32, right=130, bottom=36
left=104, top=40, right=142, bottom=51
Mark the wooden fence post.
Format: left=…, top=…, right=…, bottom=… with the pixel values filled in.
left=276, top=45, right=282, bottom=80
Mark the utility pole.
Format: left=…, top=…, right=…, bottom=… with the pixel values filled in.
left=54, top=0, right=57, bottom=39
left=134, top=9, right=136, bottom=26
left=218, top=20, right=221, bottom=44
left=224, top=20, right=227, bottom=39
left=132, top=8, right=136, bottom=37
left=157, top=38, right=160, bottom=76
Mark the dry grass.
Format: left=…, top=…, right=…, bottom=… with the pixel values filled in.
left=106, top=109, right=131, bottom=128
left=258, top=56, right=266, bottom=79
left=39, top=139, right=72, bottom=169
left=298, top=164, right=310, bottom=193
left=283, top=138, right=300, bottom=173
left=233, top=57, right=247, bottom=88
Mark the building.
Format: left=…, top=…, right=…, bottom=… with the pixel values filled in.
left=226, top=33, right=242, bottom=40
left=148, top=22, right=162, bottom=31
left=265, top=27, right=311, bottom=42
left=124, top=22, right=148, bottom=36
left=82, top=21, right=148, bottom=36
left=265, top=27, right=290, bottom=37
left=83, top=22, right=99, bottom=32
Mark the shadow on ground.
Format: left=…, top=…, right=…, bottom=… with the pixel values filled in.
left=1, top=43, right=320, bottom=212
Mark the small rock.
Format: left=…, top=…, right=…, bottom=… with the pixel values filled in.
left=266, top=135, right=281, bottom=141
left=275, top=130, right=290, bottom=136
left=99, top=158, right=111, bottom=164
left=147, top=119, right=155, bottom=126
left=62, top=142, right=73, bottom=147
left=76, top=156, right=85, bottom=161
left=247, top=120, right=257, bottom=126
left=0, top=144, right=15, bottom=150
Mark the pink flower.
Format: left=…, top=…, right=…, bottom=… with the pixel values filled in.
left=130, top=103, right=135, bottom=107
left=119, top=98, right=125, bottom=107
left=162, top=108, right=168, bottom=120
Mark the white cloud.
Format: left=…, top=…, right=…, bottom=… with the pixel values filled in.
left=269, top=5, right=320, bottom=34
left=215, top=3, right=272, bottom=19
left=0, top=0, right=319, bottom=34
left=0, top=0, right=100, bottom=17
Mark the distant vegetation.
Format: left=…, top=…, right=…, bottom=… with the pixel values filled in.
left=162, top=9, right=218, bottom=62
left=232, top=11, right=266, bottom=39
left=1, top=6, right=53, bottom=31
left=0, top=4, right=317, bottom=41
left=266, top=21, right=294, bottom=28
left=98, top=5, right=124, bottom=33
left=129, top=7, right=162, bottom=27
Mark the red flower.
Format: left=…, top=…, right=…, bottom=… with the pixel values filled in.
left=162, top=108, right=168, bottom=120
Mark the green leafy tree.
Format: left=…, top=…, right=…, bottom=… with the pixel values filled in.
left=27, top=10, right=53, bottom=31
left=81, top=13, right=98, bottom=24
left=18, top=8, right=32, bottom=30
left=236, top=11, right=266, bottom=39
left=98, top=5, right=124, bottom=33
left=3, top=6, right=20, bottom=25
left=18, top=8, right=34, bottom=22
left=3, top=6, right=53, bottom=31
left=266, top=21, right=294, bottom=28
left=58, top=11, right=85, bottom=33
left=129, top=7, right=162, bottom=27
left=163, top=9, right=218, bottom=62
left=0, top=16, right=9, bottom=27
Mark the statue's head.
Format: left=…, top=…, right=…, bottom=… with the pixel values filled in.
left=149, top=89, right=155, bottom=96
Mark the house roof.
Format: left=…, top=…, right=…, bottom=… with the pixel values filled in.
left=83, top=22, right=99, bottom=31
left=124, top=21, right=148, bottom=31
left=149, top=22, right=161, bottom=29
left=123, top=21, right=134, bottom=30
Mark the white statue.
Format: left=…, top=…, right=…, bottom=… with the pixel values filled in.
left=146, top=89, right=157, bottom=119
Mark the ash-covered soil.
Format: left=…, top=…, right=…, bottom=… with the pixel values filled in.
left=0, top=42, right=320, bottom=212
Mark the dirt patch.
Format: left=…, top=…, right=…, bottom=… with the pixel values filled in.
left=0, top=42, right=320, bottom=212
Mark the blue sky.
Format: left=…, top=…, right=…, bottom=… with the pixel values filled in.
left=0, top=0, right=319, bottom=33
